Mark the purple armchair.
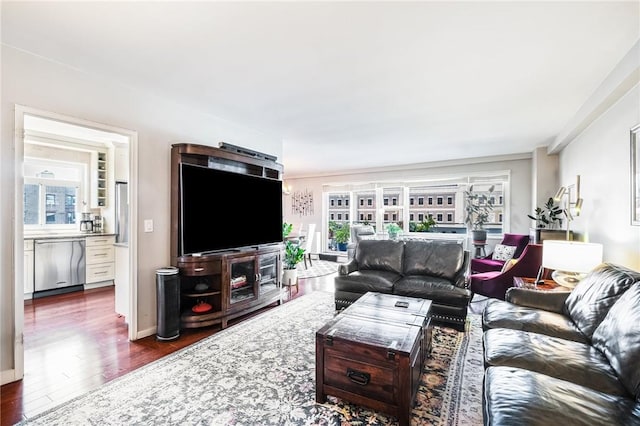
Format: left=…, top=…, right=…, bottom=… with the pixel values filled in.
left=470, top=233, right=530, bottom=273
left=469, top=243, right=542, bottom=300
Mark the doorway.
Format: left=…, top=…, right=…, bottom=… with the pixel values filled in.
left=13, top=106, right=139, bottom=382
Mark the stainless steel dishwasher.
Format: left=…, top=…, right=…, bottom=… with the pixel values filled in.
left=34, top=238, right=86, bottom=297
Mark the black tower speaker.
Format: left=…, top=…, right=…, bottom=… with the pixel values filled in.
left=156, top=267, right=180, bottom=341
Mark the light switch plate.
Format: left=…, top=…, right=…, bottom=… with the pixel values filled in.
left=144, top=219, right=153, bottom=233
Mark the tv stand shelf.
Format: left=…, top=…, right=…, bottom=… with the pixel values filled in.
left=171, top=143, right=284, bottom=331
left=176, top=246, right=283, bottom=329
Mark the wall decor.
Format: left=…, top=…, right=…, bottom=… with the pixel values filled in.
left=632, top=124, right=640, bottom=226
left=292, top=189, right=313, bottom=216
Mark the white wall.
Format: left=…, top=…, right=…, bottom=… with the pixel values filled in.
left=1, top=46, right=282, bottom=373
left=559, top=85, right=640, bottom=270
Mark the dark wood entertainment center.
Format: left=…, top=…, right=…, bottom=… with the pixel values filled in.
left=170, top=143, right=284, bottom=329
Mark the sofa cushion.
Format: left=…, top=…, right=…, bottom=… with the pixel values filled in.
left=591, top=283, right=640, bottom=400
left=354, top=239, right=404, bottom=274
left=402, top=240, right=465, bottom=281
left=492, top=244, right=516, bottom=261
left=394, top=276, right=472, bottom=305
left=483, top=366, right=640, bottom=426
left=563, top=263, right=640, bottom=338
left=482, top=299, right=588, bottom=343
left=483, top=328, right=628, bottom=396
left=334, top=270, right=398, bottom=294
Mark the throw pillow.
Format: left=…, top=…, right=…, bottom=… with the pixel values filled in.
left=500, top=258, right=518, bottom=273
left=492, top=244, right=517, bottom=262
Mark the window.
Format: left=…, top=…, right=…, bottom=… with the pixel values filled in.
left=345, top=213, right=349, bottom=220
left=360, top=199, right=364, bottom=206
left=24, top=180, right=80, bottom=228
left=447, top=213, right=453, bottom=222
left=418, top=197, right=424, bottom=205
left=409, top=213, right=414, bottom=221
left=367, top=198, right=373, bottom=206
left=392, top=197, right=397, bottom=206
left=384, top=213, right=389, bottom=221
left=418, top=213, right=424, bottom=221
left=359, top=213, right=364, bottom=221
left=330, top=199, right=335, bottom=207
left=447, top=196, right=453, bottom=205
left=392, top=213, right=397, bottom=221
left=337, top=199, right=342, bottom=206
left=367, top=213, right=372, bottom=221
left=437, top=213, right=443, bottom=222
left=428, top=197, right=433, bottom=205
left=345, top=199, right=349, bottom=206
left=330, top=213, right=334, bottom=220
left=383, top=198, right=389, bottom=206
left=410, top=197, right=414, bottom=205
left=437, top=196, right=443, bottom=205
left=337, top=213, right=342, bottom=220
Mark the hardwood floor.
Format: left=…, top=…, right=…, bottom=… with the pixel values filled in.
left=0, top=272, right=336, bottom=425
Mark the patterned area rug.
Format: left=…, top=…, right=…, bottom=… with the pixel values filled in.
left=296, top=259, right=343, bottom=279
left=19, top=291, right=483, bottom=425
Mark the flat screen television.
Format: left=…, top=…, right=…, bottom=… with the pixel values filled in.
left=179, top=162, right=283, bottom=256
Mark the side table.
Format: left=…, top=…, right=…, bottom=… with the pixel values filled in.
left=473, top=243, right=487, bottom=258
left=513, top=276, right=571, bottom=292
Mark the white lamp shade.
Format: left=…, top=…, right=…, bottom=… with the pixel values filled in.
left=542, top=240, right=603, bottom=273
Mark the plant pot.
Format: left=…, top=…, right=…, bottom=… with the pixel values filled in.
left=337, top=242, right=348, bottom=251
left=471, top=229, right=487, bottom=244
left=282, top=268, right=298, bottom=287
left=530, top=228, right=571, bottom=243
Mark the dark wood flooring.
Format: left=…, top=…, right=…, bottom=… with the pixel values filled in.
left=1, top=272, right=336, bottom=425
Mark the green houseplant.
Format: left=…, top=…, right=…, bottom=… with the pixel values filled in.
left=386, top=222, right=402, bottom=239
left=333, top=223, right=350, bottom=251
left=528, top=197, right=563, bottom=229
left=464, top=184, right=495, bottom=243
left=282, top=222, right=305, bottom=286
left=412, top=216, right=437, bottom=232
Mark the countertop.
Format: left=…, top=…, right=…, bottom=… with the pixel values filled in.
left=25, top=233, right=116, bottom=240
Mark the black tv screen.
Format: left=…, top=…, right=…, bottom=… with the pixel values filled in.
left=179, top=163, right=283, bottom=255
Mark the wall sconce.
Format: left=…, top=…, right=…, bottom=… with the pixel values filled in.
left=282, top=183, right=292, bottom=195
left=553, top=175, right=583, bottom=240
left=542, top=240, right=603, bottom=288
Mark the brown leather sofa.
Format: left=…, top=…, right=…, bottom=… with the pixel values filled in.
left=481, top=263, right=640, bottom=425
left=334, top=239, right=471, bottom=330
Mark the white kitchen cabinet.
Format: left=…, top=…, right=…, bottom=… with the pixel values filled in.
left=24, top=239, right=34, bottom=299
left=85, top=235, right=115, bottom=287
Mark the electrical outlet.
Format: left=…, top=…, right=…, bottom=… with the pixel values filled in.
left=144, top=219, right=153, bottom=233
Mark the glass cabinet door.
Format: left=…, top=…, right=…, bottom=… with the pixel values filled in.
left=229, top=257, right=256, bottom=305
left=258, top=252, right=279, bottom=296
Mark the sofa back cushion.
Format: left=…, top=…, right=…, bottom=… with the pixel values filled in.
left=591, top=283, right=640, bottom=399
left=402, top=240, right=465, bottom=281
left=563, top=263, right=640, bottom=338
left=355, top=240, right=404, bottom=274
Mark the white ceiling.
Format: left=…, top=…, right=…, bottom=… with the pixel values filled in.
left=3, top=1, right=639, bottom=177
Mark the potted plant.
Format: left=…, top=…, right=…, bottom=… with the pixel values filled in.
left=464, top=184, right=495, bottom=244
left=282, top=240, right=305, bottom=286
left=414, top=216, right=437, bottom=232
left=386, top=222, right=402, bottom=240
left=333, top=223, right=350, bottom=251
left=528, top=197, right=564, bottom=243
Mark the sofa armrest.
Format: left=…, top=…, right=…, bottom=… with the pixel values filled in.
left=505, top=287, right=571, bottom=313
left=338, top=259, right=359, bottom=275
left=453, top=250, right=471, bottom=289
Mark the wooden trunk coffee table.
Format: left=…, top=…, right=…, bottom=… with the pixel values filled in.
left=316, top=292, right=431, bottom=426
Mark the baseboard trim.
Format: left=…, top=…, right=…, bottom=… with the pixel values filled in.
left=1, top=368, right=17, bottom=385
left=135, top=326, right=157, bottom=340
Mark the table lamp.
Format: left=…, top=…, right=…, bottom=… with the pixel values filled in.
left=542, top=240, right=603, bottom=288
